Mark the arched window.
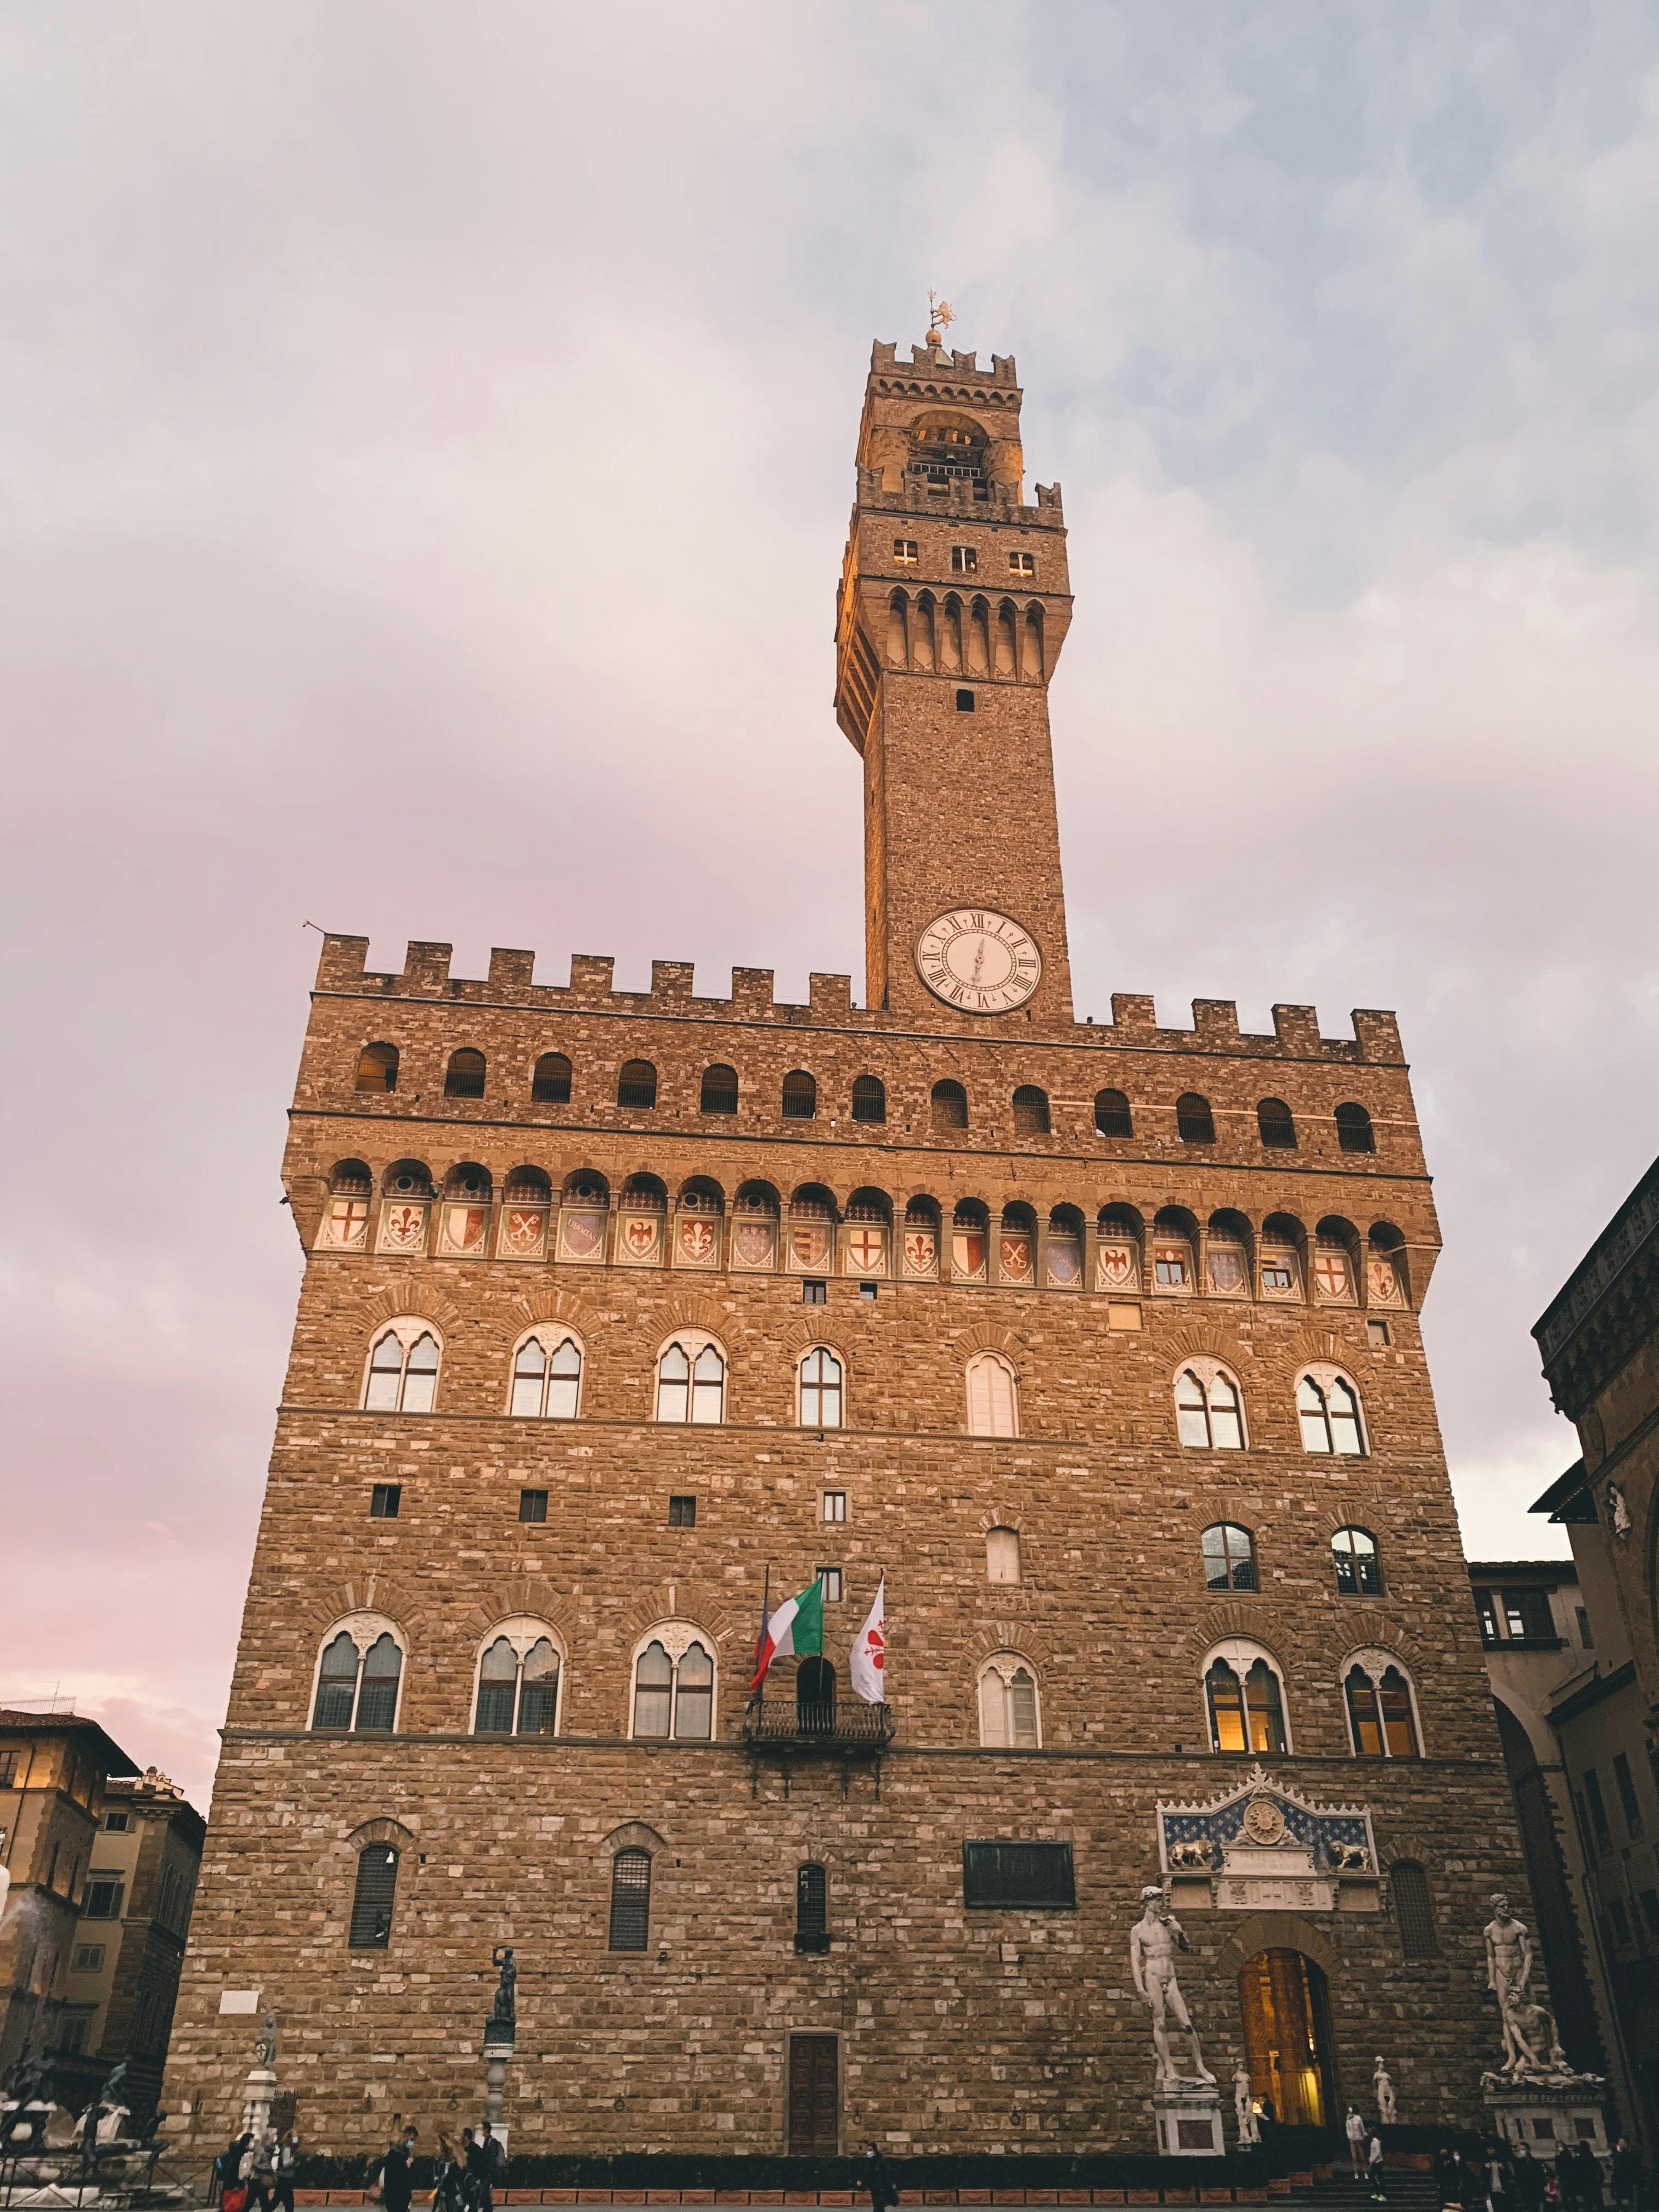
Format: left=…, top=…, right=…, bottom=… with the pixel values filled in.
left=851, top=1075, right=886, bottom=1124
left=510, top=1332, right=583, bottom=1418
left=363, top=1325, right=440, bottom=1414
left=608, top=1848, right=651, bottom=1951
left=355, top=1043, right=399, bottom=1094
left=1203, top=1644, right=1287, bottom=1753
left=656, top=1337, right=726, bottom=1424
left=978, top=1655, right=1041, bottom=1748
left=1201, top=1523, right=1257, bottom=1592
left=795, top=1862, right=830, bottom=1954
left=312, top=1622, right=404, bottom=1734
left=986, top=1526, right=1022, bottom=1584
left=1297, top=1373, right=1367, bottom=1455
left=699, top=1064, right=738, bottom=1115
left=1257, top=1098, right=1296, bottom=1148
left=1345, top=1656, right=1421, bottom=1758
left=1391, top=1860, right=1438, bottom=1957
left=1094, top=1088, right=1133, bottom=1138
left=1012, top=1085, right=1050, bottom=1136
left=473, top=1627, right=562, bottom=1736
left=1177, top=1093, right=1216, bottom=1144
left=798, top=1347, right=843, bottom=1430
left=966, top=1352, right=1018, bottom=1437
left=532, top=1051, right=572, bottom=1103
left=349, top=1844, right=398, bottom=1949
left=631, top=1634, right=716, bottom=1741
left=1175, top=1366, right=1245, bottom=1449
left=617, top=1059, right=657, bottom=1109
left=774, top=1066, right=816, bottom=1120
left=1332, top=1527, right=1383, bottom=1597
left=444, top=1048, right=486, bottom=1100
left=931, top=1079, right=968, bottom=1131
left=1336, top=1102, right=1375, bottom=1154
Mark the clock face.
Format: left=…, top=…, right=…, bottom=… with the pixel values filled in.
left=915, top=909, right=1041, bottom=1013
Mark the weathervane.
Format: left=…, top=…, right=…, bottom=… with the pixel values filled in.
left=926, top=290, right=956, bottom=346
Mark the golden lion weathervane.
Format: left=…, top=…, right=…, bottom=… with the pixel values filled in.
left=926, top=290, right=956, bottom=345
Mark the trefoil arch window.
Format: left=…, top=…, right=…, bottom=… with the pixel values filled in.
left=608, top=1848, right=652, bottom=1951
left=1297, top=1369, right=1367, bottom=1455
left=510, top=1331, right=583, bottom=1418
left=473, top=1621, right=562, bottom=1736
left=349, top=1844, right=399, bottom=1949
left=1203, top=1640, right=1288, bottom=1753
left=1344, top=1650, right=1421, bottom=1758
left=630, top=1627, right=716, bottom=1740
left=978, top=1653, right=1041, bottom=1748
left=363, top=1323, right=441, bottom=1413
left=312, top=1617, right=405, bottom=1733
left=1175, top=1362, right=1245, bottom=1449
left=1331, top=1526, right=1383, bottom=1596
left=656, top=1334, right=726, bottom=1424
left=798, top=1347, right=843, bottom=1430
left=966, top=1352, right=1018, bottom=1437
left=1201, top=1522, right=1257, bottom=1592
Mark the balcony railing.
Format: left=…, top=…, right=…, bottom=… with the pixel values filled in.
left=742, top=1700, right=894, bottom=1750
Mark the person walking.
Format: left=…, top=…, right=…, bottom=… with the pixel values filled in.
left=382, top=2125, right=417, bottom=2212
left=240, top=2129, right=278, bottom=2212
left=1348, top=2107, right=1370, bottom=2180
left=1576, top=2142, right=1606, bottom=2212
left=478, top=2122, right=506, bottom=2208
left=1435, top=2147, right=1463, bottom=2212
left=1609, top=2140, right=1643, bottom=2212
left=860, top=2141, right=896, bottom=2212
left=432, top=2131, right=466, bottom=2212
left=273, top=2131, right=298, bottom=2212
left=1369, top=2130, right=1387, bottom=2203
left=463, top=2126, right=493, bottom=2212
left=1513, top=2147, right=1545, bottom=2212
left=1488, top=2145, right=1514, bottom=2212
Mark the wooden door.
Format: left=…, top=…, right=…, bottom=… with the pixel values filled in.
left=787, top=2034, right=838, bottom=2154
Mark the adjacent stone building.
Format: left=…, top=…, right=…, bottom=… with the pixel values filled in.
left=167, top=331, right=1536, bottom=2160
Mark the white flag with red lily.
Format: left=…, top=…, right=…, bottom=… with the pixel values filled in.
left=849, top=1576, right=886, bottom=1703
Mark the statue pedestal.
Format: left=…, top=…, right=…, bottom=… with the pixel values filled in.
left=1482, top=2076, right=1609, bottom=2165
left=1152, top=2083, right=1224, bottom=2157
left=482, top=2018, right=515, bottom=2151
left=241, top=2066, right=279, bottom=2138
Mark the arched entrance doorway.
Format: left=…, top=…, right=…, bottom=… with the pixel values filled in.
left=1238, top=1950, right=1337, bottom=2128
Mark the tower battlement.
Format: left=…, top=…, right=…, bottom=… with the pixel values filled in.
left=312, top=933, right=1403, bottom=1063
left=870, top=338, right=1018, bottom=387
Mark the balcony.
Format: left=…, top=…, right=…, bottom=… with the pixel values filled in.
left=741, top=1699, right=894, bottom=1753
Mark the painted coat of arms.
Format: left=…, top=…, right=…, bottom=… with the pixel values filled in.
left=620, top=1215, right=662, bottom=1262
left=558, top=1207, right=606, bottom=1261
left=1046, top=1237, right=1081, bottom=1287
left=789, top=1223, right=830, bottom=1271
left=999, top=1234, right=1032, bottom=1283
left=903, top=1230, right=937, bottom=1277
left=326, top=1199, right=368, bottom=1250
left=380, top=1203, right=427, bottom=1254
left=951, top=1231, right=986, bottom=1282
left=1367, top=1259, right=1401, bottom=1305
left=677, top=1217, right=718, bottom=1267
left=442, top=1204, right=489, bottom=1256
left=1096, top=1239, right=1136, bottom=1291
left=846, top=1226, right=885, bottom=1275
left=501, top=1207, right=546, bottom=1259
left=732, top=1220, right=776, bottom=1269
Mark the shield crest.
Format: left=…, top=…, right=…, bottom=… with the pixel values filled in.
left=326, top=1199, right=368, bottom=1250
left=678, top=1218, right=716, bottom=1265
left=1367, top=1259, right=1401, bottom=1306
left=380, top=1203, right=426, bottom=1252
left=1315, top=1252, right=1351, bottom=1300
left=558, top=1207, right=605, bottom=1261
left=999, top=1234, right=1032, bottom=1283
left=732, top=1221, right=776, bottom=1269
left=622, top=1215, right=661, bottom=1261
left=904, top=1231, right=937, bottom=1277
left=502, top=1207, right=546, bottom=1258
left=1209, top=1248, right=1245, bottom=1293
left=1096, top=1240, right=1134, bottom=1290
left=443, top=1204, right=488, bottom=1255
left=1047, top=1237, right=1081, bottom=1287
left=951, top=1231, right=986, bottom=1282
left=790, top=1223, right=830, bottom=1271
left=847, top=1227, right=885, bottom=1274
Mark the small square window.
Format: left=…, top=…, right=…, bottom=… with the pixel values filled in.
left=0, top=1752, right=18, bottom=1788
left=823, top=1491, right=847, bottom=1523
left=1008, top=551, right=1035, bottom=578
left=83, top=1880, right=123, bottom=1920
left=860, top=1281, right=878, bottom=1300
left=803, top=1280, right=827, bottom=1305
left=1367, top=1319, right=1391, bottom=1347
left=518, top=1488, right=549, bottom=1525
left=817, top=1567, right=843, bottom=1602
left=370, top=1483, right=401, bottom=1520
left=951, top=545, right=978, bottom=574
left=893, top=538, right=918, bottom=565
left=955, top=689, right=975, bottom=712
left=669, top=1495, right=697, bottom=1528
left=72, top=1945, right=105, bottom=1973
left=101, top=1810, right=130, bottom=1832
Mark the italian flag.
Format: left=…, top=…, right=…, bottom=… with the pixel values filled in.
left=750, top=1579, right=824, bottom=1693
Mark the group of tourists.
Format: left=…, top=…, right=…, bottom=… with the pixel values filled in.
left=211, top=2126, right=297, bottom=2212
left=1432, top=2136, right=1646, bottom=2212
left=1345, top=2107, right=1390, bottom=2199
left=212, top=2118, right=508, bottom=2212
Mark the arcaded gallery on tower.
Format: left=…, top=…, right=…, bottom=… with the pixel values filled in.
left=168, top=334, right=1532, bottom=2158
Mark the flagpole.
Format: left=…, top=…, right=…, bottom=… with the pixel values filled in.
left=753, top=1561, right=771, bottom=1714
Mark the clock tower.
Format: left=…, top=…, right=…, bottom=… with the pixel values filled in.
left=834, top=332, right=1075, bottom=1025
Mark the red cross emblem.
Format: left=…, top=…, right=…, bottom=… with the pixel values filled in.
left=1315, top=1252, right=1348, bottom=1296
left=848, top=1227, right=884, bottom=1271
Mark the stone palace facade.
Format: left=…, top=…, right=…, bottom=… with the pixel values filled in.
left=167, top=333, right=1532, bottom=2159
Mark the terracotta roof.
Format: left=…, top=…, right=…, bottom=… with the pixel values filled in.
left=0, top=1708, right=141, bottom=1775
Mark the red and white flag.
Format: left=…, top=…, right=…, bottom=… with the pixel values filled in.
left=849, top=1576, right=887, bottom=1704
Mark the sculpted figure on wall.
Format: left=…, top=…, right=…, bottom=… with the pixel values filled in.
left=1130, top=1884, right=1214, bottom=2089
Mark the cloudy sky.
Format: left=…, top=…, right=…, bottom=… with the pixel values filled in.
left=5, top=3, right=1657, bottom=1809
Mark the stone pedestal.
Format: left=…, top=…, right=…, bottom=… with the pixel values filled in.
left=1152, top=2083, right=1224, bottom=2157
left=1482, top=2078, right=1609, bottom=2166
left=241, top=2066, right=279, bottom=2138
left=482, top=2019, right=514, bottom=2152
